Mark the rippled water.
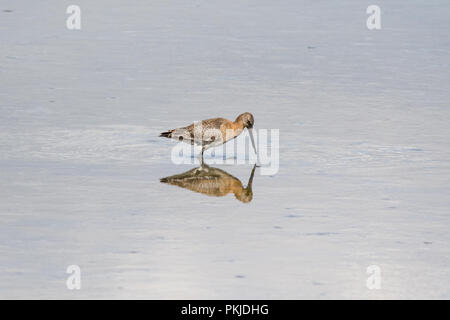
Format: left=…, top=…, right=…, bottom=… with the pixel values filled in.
left=1, top=0, right=449, bottom=298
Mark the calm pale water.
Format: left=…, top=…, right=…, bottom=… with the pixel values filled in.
left=1, top=0, right=449, bottom=299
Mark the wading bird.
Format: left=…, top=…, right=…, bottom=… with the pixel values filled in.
left=159, top=112, right=257, bottom=162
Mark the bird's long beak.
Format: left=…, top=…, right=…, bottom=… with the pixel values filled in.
left=248, top=128, right=258, bottom=157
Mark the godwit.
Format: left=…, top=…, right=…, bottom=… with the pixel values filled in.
left=160, top=164, right=256, bottom=203
left=159, top=112, right=257, bottom=161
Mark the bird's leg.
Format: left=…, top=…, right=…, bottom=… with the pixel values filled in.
left=198, top=146, right=205, bottom=167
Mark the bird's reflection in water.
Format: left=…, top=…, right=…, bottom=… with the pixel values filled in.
left=160, top=164, right=256, bottom=203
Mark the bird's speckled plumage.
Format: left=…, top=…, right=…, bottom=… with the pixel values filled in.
left=160, top=112, right=256, bottom=156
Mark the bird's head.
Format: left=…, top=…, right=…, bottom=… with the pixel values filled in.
left=236, top=112, right=257, bottom=157
left=236, top=112, right=254, bottom=129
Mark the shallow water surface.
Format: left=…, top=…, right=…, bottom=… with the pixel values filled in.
left=1, top=0, right=449, bottom=298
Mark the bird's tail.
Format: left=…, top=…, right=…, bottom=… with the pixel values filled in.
left=159, top=130, right=173, bottom=138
